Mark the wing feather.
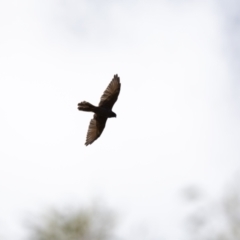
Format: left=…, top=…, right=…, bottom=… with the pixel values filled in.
left=85, top=115, right=107, bottom=146
left=98, top=74, right=121, bottom=109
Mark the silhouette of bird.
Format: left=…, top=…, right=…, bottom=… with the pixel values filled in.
left=78, top=74, right=121, bottom=146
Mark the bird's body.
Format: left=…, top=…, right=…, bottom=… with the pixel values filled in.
left=78, top=101, right=116, bottom=118
left=78, top=74, right=121, bottom=146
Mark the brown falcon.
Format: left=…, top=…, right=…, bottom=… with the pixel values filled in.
left=78, top=74, right=121, bottom=146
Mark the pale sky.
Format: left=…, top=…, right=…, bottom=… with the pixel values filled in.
left=0, top=0, right=240, bottom=240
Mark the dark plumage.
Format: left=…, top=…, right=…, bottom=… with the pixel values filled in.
left=78, top=74, right=121, bottom=146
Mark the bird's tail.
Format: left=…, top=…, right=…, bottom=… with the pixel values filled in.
left=78, top=101, right=97, bottom=112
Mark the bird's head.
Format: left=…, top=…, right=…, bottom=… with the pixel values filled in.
left=110, top=112, right=117, bottom=118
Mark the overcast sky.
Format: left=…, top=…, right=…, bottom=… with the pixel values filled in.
left=0, top=0, right=240, bottom=240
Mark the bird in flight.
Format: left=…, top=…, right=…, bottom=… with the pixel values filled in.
left=78, top=74, right=121, bottom=146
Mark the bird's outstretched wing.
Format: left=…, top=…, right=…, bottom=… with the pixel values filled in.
left=85, top=114, right=107, bottom=146
left=98, top=74, right=121, bottom=109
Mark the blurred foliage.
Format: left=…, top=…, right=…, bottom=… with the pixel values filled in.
left=186, top=182, right=240, bottom=240
left=27, top=204, right=116, bottom=240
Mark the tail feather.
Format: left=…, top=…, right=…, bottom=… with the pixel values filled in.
left=78, top=101, right=96, bottom=112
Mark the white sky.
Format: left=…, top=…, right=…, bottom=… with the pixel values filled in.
left=0, top=0, right=240, bottom=240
